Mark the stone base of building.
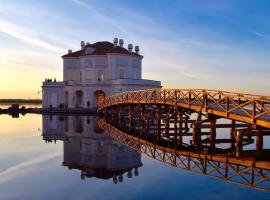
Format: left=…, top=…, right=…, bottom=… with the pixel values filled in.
left=42, top=79, right=161, bottom=110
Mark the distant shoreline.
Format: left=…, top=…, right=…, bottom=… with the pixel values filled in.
left=0, top=99, right=42, bottom=104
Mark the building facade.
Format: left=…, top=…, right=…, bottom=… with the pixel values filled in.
left=42, top=38, right=161, bottom=110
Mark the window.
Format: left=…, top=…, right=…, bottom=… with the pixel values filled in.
left=133, top=67, right=139, bottom=79
left=85, top=59, right=92, bottom=67
left=97, top=70, right=104, bottom=81
left=85, top=47, right=95, bottom=54
left=119, top=66, right=125, bottom=79
left=86, top=70, right=92, bottom=80
left=66, top=60, right=78, bottom=68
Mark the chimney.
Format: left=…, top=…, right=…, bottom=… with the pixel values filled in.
left=86, top=42, right=90, bottom=45
left=113, top=38, right=118, bottom=47
left=119, top=39, right=124, bottom=47
left=135, top=45, right=139, bottom=54
left=81, top=41, right=85, bottom=50
left=128, top=44, right=133, bottom=53
left=68, top=49, right=72, bottom=54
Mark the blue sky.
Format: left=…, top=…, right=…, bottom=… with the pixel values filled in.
left=0, top=0, right=270, bottom=98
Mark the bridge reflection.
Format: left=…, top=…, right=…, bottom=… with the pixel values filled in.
left=98, top=115, right=270, bottom=192
left=41, top=114, right=270, bottom=191
left=42, top=115, right=142, bottom=184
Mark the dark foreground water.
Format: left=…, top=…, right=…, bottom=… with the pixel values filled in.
left=0, top=114, right=270, bottom=200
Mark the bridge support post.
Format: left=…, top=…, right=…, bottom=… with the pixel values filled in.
left=128, top=104, right=133, bottom=132
left=230, top=120, right=236, bottom=149
left=156, top=105, right=161, bottom=141
left=178, top=109, right=183, bottom=147
left=183, top=112, right=190, bottom=133
left=165, top=117, right=169, bottom=140
left=140, top=104, right=146, bottom=135
left=192, top=123, right=200, bottom=146
left=236, top=130, right=243, bottom=157
left=209, top=118, right=217, bottom=150
left=118, top=105, right=122, bottom=128
left=173, top=108, right=178, bottom=145
left=256, top=131, right=263, bottom=151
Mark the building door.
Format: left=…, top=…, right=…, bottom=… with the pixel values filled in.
left=94, top=90, right=105, bottom=107
left=75, top=90, right=83, bottom=108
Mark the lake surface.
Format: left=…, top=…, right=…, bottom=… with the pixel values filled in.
left=0, top=114, right=270, bottom=200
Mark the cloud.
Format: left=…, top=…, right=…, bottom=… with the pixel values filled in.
left=68, top=0, right=210, bottom=79
left=1, top=0, right=270, bottom=95
left=71, top=0, right=88, bottom=6
left=250, top=31, right=270, bottom=42
left=0, top=19, right=65, bottom=52
left=68, top=0, right=270, bottom=87
left=0, top=152, right=60, bottom=184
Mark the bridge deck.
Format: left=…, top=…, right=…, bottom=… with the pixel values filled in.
left=99, top=89, right=270, bottom=129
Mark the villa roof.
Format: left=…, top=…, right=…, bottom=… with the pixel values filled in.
left=62, top=41, right=142, bottom=58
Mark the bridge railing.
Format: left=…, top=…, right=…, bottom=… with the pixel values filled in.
left=98, top=89, right=270, bottom=127
left=99, top=119, right=270, bottom=192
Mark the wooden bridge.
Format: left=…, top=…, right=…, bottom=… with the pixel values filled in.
left=98, top=88, right=270, bottom=129
left=98, top=89, right=270, bottom=182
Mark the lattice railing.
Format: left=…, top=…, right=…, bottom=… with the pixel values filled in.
left=99, top=119, right=270, bottom=192
left=98, top=89, right=270, bottom=128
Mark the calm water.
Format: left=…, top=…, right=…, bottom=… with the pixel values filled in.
left=0, top=114, right=269, bottom=200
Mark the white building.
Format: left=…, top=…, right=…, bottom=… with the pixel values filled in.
left=42, top=38, right=161, bottom=110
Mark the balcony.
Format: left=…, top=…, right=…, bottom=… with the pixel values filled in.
left=43, top=81, right=64, bottom=87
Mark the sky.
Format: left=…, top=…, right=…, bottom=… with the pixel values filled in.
left=0, top=0, right=270, bottom=98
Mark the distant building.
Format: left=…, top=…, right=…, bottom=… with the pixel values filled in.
left=42, top=38, right=161, bottom=110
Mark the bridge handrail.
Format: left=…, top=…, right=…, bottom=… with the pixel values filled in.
left=98, top=89, right=270, bottom=128
left=98, top=89, right=270, bottom=108
left=105, top=88, right=270, bottom=101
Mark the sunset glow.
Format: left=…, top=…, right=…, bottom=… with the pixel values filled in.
left=1, top=0, right=270, bottom=98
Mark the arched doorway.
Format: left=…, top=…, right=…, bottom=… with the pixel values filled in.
left=74, top=117, right=83, bottom=133
left=94, top=90, right=105, bottom=107
left=75, top=90, right=83, bottom=108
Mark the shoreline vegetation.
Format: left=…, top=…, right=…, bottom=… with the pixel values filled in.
left=0, top=99, right=42, bottom=104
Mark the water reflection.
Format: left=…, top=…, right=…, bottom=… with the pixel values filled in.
left=41, top=114, right=270, bottom=192
left=98, top=117, right=270, bottom=192
left=42, top=115, right=142, bottom=184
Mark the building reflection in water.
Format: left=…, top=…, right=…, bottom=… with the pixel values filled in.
left=42, top=115, right=142, bottom=184
left=42, top=114, right=270, bottom=192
